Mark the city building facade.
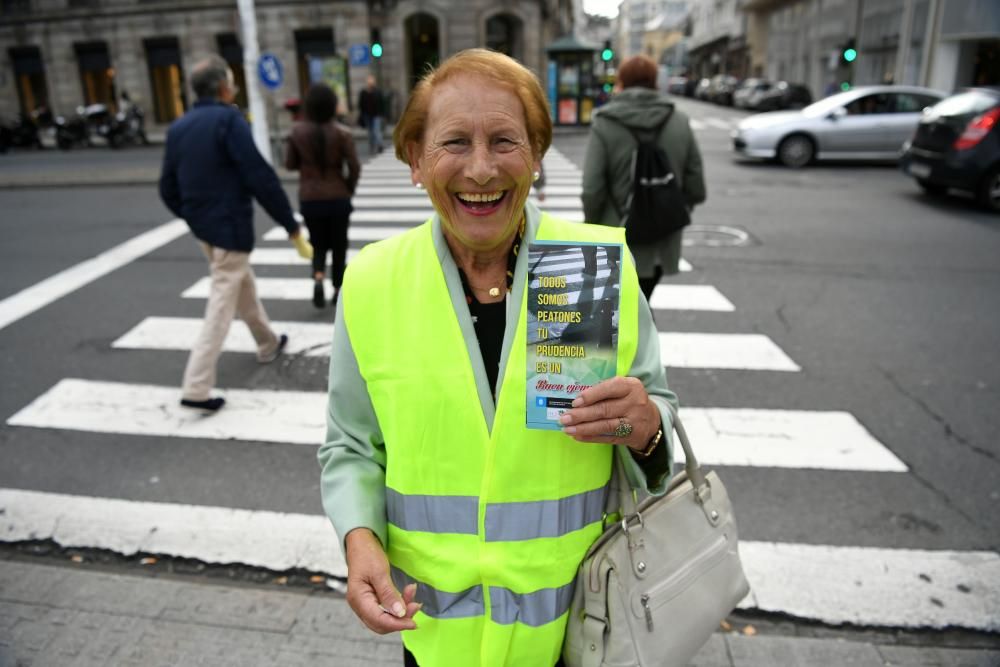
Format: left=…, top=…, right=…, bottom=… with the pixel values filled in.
left=2, top=0, right=579, bottom=130
left=687, top=0, right=748, bottom=79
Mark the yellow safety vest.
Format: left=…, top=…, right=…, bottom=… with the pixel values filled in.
left=342, top=213, right=639, bottom=666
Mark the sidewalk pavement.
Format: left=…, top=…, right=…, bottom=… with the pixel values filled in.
left=2, top=559, right=997, bottom=667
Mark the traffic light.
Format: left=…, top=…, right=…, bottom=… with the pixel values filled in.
left=601, top=40, right=614, bottom=62
left=371, top=28, right=383, bottom=59
left=841, top=39, right=857, bottom=65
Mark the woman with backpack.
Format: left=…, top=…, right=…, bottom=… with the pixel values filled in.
left=582, top=55, right=706, bottom=300
left=285, top=83, right=361, bottom=307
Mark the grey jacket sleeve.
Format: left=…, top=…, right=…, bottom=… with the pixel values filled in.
left=618, top=289, right=677, bottom=495
left=317, top=296, right=388, bottom=549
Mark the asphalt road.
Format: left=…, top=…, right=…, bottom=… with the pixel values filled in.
left=1, top=97, right=998, bottom=632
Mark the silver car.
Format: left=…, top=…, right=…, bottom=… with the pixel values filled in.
left=731, top=85, right=946, bottom=167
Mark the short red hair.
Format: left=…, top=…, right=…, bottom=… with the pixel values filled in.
left=617, top=55, right=658, bottom=90
left=393, top=49, right=552, bottom=163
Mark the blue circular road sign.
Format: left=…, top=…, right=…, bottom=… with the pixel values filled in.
left=258, top=53, right=284, bottom=90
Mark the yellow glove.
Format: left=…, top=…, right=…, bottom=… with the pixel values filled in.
left=291, top=234, right=313, bottom=260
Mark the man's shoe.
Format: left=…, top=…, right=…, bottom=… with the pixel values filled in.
left=180, top=397, right=226, bottom=412
left=259, top=333, right=289, bottom=364
left=312, top=280, right=325, bottom=308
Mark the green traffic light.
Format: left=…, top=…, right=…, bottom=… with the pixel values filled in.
left=840, top=82, right=851, bottom=91
left=371, top=43, right=383, bottom=58
left=843, top=48, right=857, bottom=63
left=603, top=83, right=612, bottom=93
left=601, top=48, right=613, bottom=62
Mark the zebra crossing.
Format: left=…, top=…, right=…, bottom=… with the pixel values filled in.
left=3, top=147, right=999, bottom=633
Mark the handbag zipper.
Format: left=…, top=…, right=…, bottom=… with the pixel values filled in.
left=641, top=594, right=654, bottom=631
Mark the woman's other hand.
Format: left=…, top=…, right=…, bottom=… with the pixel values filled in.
left=558, top=376, right=660, bottom=452
left=344, top=528, right=421, bottom=634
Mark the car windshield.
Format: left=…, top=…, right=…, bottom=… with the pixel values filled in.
left=801, top=91, right=860, bottom=117
left=928, top=90, right=999, bottom=118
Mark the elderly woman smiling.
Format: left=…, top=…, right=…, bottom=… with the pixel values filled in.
left=318, top=49, right=678, bottom=667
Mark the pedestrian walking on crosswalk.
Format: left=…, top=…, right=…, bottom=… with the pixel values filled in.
left=582, top=54, right=706, bottom=300
left=158, top=55, right=311, bottom=412
left=285, top=83, right=360, bottom=307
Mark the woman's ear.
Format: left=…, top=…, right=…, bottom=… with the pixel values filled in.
left=406, top=142, right=423, bottom=186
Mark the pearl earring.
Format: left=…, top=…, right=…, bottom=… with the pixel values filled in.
left=415, top=182, right=424, bottom=189
left=532, top=171, right=540, bottom=182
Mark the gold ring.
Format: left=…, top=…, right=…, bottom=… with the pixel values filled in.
left=613, top=418, right=633, bottom=438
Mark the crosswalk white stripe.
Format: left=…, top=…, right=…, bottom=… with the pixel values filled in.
left=112, top=318, right=793, bottom=372
left=678, top=408, right=906, bottom=471
left=706, top=118, right=733, bottom=130
left=649, top=284, right=734, bottom=311
left=660, top=332, right=801, bottom=371
left=0, top=219, right=189, bottom=332
left=6, top=379, right=326, bottom=444
left=0, top=488, right=344, bottom=576
left=111, top=317, right=333, bottom=355
left=263, top=225, right=413, bottom=243
left=3, top=487, right=996, bottom=631
left=6, top=379, right=903, bottom=472
left=250, top=248, right=358, bottom=264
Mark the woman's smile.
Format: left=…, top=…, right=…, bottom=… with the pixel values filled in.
left=454, top=190, right=507, bottom=215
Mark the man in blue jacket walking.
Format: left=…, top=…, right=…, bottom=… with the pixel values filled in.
left=159, top=55, right=311, bottom=412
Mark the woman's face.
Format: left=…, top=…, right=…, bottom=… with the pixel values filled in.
left=408, top=73, right=540, bottom=253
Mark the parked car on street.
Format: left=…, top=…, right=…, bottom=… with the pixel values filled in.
left=694, top=78, right=712, bottom=100
left=708, top=74, right=739, bottom=105
left=754, top=81, right=813, bottom=111
left=900, top=87, right=1000, bottom=211
left=731, top=85, right=946, bottom=167
left=667, top=76, right=689, bottom=96
left=733, top=78, right=773, bottom=110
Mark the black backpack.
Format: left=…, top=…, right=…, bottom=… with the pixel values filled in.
left=607, top=112, right=690, bottom=245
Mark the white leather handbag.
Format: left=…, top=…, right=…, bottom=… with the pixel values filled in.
left=563, top=405, right=750, bottom=667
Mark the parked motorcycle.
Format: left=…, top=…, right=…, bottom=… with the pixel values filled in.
left=0, top=112, right=44, bottom=153
left=107, top=103, right=149, bottom=148
left=53, top=106, right=91, bottom=150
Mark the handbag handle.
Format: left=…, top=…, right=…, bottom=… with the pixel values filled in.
left=616, top=402, right=707, bottom=517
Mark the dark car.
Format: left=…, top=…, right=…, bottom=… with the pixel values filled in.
left=755, top=82, right=813, bottom=111
left=900, top=87, right=1000, bottom=211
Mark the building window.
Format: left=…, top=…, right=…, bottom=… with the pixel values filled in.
left=74, top=41, right=116, bottom=109
left=486, top=14, right=523, bottom=62
left=9, top=45, right=48, bottom=115
left=216, top=33, right=248, bottom=110
left=295, top=28, right=336, bottom=97
left=0, top=0, right=31, bottom=16
left=144, top=37, right=186, bottom=123
left=406, top=13, right=440, bottom=89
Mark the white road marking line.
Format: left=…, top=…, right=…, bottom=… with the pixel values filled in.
left=6, top=379, right=903, bottom=473
left=6, top=379, right=327, bottom=444
left=649, top=284, right=734, bottom=311
left=0, top=488, right=344, bottom=576
left=679, top=258, right=693, bottom=272
left=659, top=332, right=801, bottom=371
left=678, top=408, right=907, bottom=471
left=263, top=225, right=413, bottom=243
left=737, top=541, right=1000, bottom=631
left=0, top=219, right=188, bottom=332
left=250, top=247, right=359, bottom=264
left=112, top=317, right=334, bottom=355
left=3, top=487, right=996, bottom=631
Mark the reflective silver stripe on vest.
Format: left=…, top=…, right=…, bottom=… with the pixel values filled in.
left=489, top=580, right=576, bottom=627
left=484, top=485, right=607, bottom=542
left=386, top=488, right=478, bottom=535
left=390, top=566, right=484, bottom=619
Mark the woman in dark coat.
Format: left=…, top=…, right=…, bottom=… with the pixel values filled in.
left=285, top=84, right=361, bottom=307
left=582, top=55, right=706, bottom=299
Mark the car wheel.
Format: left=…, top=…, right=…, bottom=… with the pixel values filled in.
left=777, top=134, right=814, bottom=168
left=917, top=179, right=946, bottom=196
left=976, top=165, right=1000, bottom=212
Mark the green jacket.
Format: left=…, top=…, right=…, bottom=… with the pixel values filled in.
left=581, top=88, right=706, bottom=278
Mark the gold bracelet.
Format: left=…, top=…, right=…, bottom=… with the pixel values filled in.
left=634, top=426, right=663, bottom=459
